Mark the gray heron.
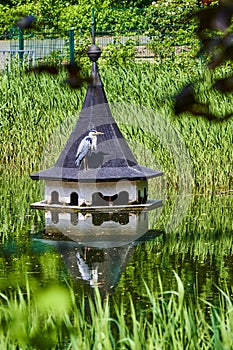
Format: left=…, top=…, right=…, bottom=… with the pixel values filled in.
left=75, top=129, right=104, bottom=170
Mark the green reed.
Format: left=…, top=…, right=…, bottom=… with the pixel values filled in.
left=100, top=63, right=233, bottom=193
left=1, top=61, right=232, bottom=192
left=0, top=175, right=69, bottom=293
left=0, top=273, right=232, bottom=349
left=112, top=193, right=233, bottom=316
left=0, top=66, right=85, bottom=175
left=0, top=175, right=43, bottom=239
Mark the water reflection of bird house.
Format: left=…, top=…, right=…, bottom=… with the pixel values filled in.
left=30, top=43, right=163, bottom=216
left=45, top=210, right=152, bottom=248
left=33, top=217, right=163, bottom=292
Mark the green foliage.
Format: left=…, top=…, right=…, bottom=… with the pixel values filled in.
left=101, top=38, right=137, bottom=66
left=74, top=37, right=92, bottom=72
left=0, top=4, right=36, bottom=37
left=146, top=0, right=199, bottom=59
left=59, top=4, right=92, bottom=33
left=95, top=7, right=150, bottom=33
left=0, top=0, right=198, bottom=39
left=0, top=0, right=201, bottom=67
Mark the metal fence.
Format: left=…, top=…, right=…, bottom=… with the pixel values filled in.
left=10, top=27, right=74, bottom=63
left=93, top=6, right=199, bottom=60
left=5, top=6, right=200, bottom=67
left=0, top=49, right=35, bottom=71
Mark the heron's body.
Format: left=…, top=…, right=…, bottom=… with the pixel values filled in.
left=75, top=130, right=104, bottom=170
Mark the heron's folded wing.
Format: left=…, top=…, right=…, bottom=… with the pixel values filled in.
left=75, top=137, right=92, bottom=167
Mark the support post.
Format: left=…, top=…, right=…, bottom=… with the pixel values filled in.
left=197, top=0, right=203, bottom=70
left=18, top=28, right=24, bottom=61
left=68, top=28, right=75, bottom=64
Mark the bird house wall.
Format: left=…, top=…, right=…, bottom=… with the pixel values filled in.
left=44, top=179, right=148, bottom=206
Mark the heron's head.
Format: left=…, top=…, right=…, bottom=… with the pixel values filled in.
left=88, top=129, right=104, bottom=137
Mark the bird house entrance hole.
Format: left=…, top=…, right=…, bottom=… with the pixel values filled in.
left=70, top=192, right=79, bottom=206
left=51, top=191, right=59, bottom=204
left=92, top=191, right=129, bottom=206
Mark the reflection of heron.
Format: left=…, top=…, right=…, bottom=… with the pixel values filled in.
left=76, top=251, right=99, bottom=287
left=75, top=129, right=104, bottom=170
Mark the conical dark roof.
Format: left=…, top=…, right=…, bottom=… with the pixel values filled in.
left=31, top=46, right=163, bottom=182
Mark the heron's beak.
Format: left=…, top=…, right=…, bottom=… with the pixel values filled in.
left=94, top=131, right=104, bottom=135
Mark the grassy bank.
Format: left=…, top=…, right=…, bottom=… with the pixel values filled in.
left=0, top=273, right=232, bottom=349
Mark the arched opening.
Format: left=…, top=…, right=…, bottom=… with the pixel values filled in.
left=70, top=192, right=79, bottom=206
left=92, top=192, right=119, bottom=206
left=143, top=187, right=148, bottom=203
left=92, top=192, right=107, bottom=206
left=113, top=191, right=129, bottom=206
left=92, top=191, right=129, bottom=206
left=70, top=212, right=78, bottom=226
left=138, top=189, right=142, bottom=204
left=51, top=211, right=59, bottom=224
left=51, top=191, right=59, bottom=204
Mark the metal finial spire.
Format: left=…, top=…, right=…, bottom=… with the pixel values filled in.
left=91, top=8, right=95, bottom=45
left=87, top=9, right=101, bottom=63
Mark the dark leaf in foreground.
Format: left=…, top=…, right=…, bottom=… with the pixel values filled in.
left=175, top=84, right=233, bottom=121
left=214, top=76, right=233, bottom=92
left=196, top=112, right=233, bottom=122
left=222, top=33, right=233, bottom=48
left=27, top=64, right=59, bottom=75
left=174, top=84, right=197, bottom=114
left=184, top=103, right=211, bottom=117
left=208, top=45, right=233, bottom=68
left=201, top=36, right=222, bottom=51
left=193, top=5, right=233, bottom=32
left=16, top=16, right=36, bottom=29
left=176, top=101, right=233, bottom=122
left=63, top=76, right=92, bottom=89
left=174, top=84, right=220, bottom=119
left=64, top=62, right=92, bottom=89
left=208, top=52, right=225, bottom=69
left=65, top=62, right=82, bottom=75
left=200, top=33, right=233, bottom=57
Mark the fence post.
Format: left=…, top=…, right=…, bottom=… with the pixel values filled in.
left=68, top=28, right=75, bottom=64
left=18, top=28, right=24, bottom=61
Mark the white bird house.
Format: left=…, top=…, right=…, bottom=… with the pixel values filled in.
left=30, top=44, right=163, bottom=213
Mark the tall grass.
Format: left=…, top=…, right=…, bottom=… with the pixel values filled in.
left=0, top=273, right=232, bottom=349
left=0, top=66, right=85, bottom=175
left=100, top=63, right=233, bottom=193
left=0, top=61, right=232, bottom=192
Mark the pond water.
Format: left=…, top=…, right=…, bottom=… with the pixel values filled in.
left=0, top=175, right=232, bottom=314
